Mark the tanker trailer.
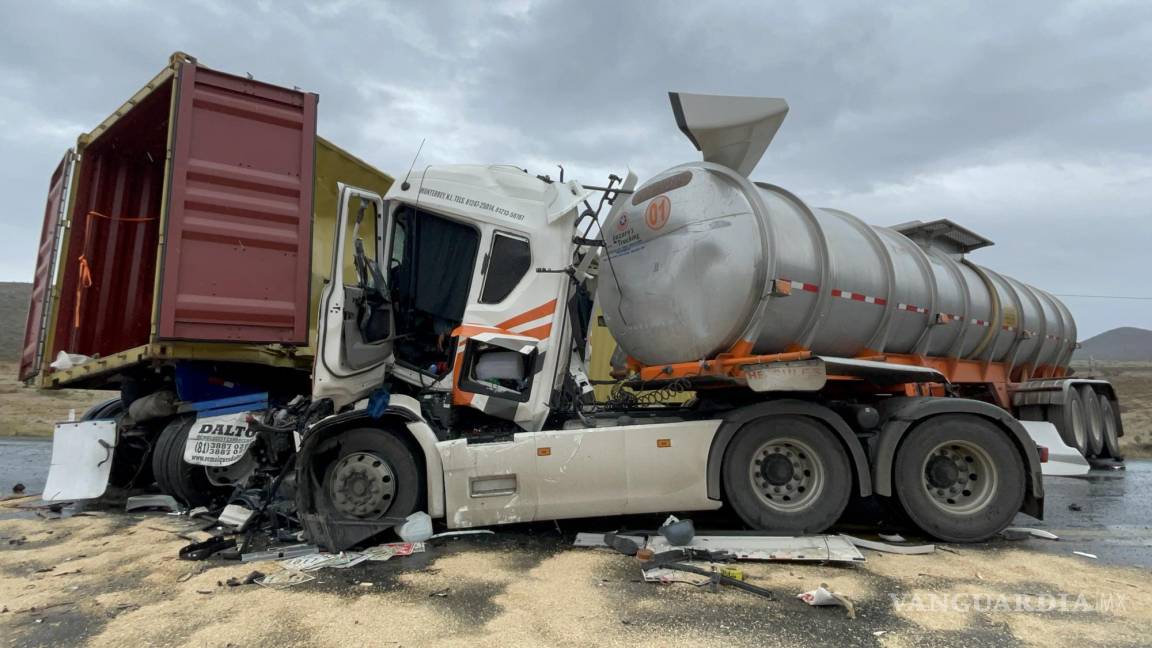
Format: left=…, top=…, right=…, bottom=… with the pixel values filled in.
left=598, top=93, right=1122, bottom=462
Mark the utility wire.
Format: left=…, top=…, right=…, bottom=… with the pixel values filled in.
left=1053, top=294, right=1152, bottom=301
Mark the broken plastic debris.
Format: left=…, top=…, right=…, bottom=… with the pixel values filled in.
left=398, top=511, right=433, bottom=542
left=658, top=516, right=695, bottom=547
left=1002, top=527, right=1059, bottom=541
left=798, top=584, right=856, bottom=618
left=217, top=504, right=255, bottom=531
left=429, top=529, right=495, bottom=540
left=574, top=532, right=864, bottom=563
left=1073, top=551, right=1098, bottom=559
left=842, top=534, right=935, bottom=555
left=125, top=494, right=181, bottom=513
left=241, top=544, right=318, bottom=563
left=642, top=567, right=711, bottom=586
left=878, top=533, right=906, bottom=543
left=256, top=570, right=315, bottom=589
left=50, top=351, right=91, bottom=371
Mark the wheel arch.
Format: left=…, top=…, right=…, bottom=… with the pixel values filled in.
left=298, top=403, right=445, bottom=518
left=706, top=399, right=873, bottom=500
left=873, top=397, right=1044, bottom=519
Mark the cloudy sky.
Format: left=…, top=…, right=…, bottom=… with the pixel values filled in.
left=1, top=0, right=1149, bottom=338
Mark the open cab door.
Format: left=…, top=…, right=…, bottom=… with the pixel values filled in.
left=313, top=184, right=395, bottom=407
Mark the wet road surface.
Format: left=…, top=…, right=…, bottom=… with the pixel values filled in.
left=2, top=436, right=1149, bottom=566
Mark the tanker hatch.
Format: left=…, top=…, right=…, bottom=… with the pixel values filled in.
left=669, top=92, right=789, bottom=176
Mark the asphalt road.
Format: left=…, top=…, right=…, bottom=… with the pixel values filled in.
left=2, top=436, right=1149, bottom=567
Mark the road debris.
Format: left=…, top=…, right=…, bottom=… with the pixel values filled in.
left=1002, top=527, right=1060, bottom=541
left=125, top=494, right=181, bottom=513
left=844, top=534, right=936, bottom=556
left=397, top=511, right=433, bottom=542
left=1073, top=551, right=1099, bottom=559
left=798, top=583, right=856, bottom=618
left=575, top=532, right=865, bottom=563
left=241, top=543, right=318, bottom=563
left=657, top=515, right=695, bottom=546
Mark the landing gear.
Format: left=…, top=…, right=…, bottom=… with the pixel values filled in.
left=894, top=415, right=1025, bottom=542
left=723, top=415, right=852, bottom=535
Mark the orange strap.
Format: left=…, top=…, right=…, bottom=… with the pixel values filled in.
left=73, top=211, right=155, bottom=329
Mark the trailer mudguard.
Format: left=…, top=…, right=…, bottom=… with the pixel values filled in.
left=705, top=399, right=873, bottom=501
left=872, top=397, right=1044, bottom=519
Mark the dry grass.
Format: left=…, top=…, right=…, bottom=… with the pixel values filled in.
left=0, top=361, right=110, bottom=437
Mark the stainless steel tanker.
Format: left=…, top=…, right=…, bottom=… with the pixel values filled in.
left=598, top=96, right=1076, bottom=373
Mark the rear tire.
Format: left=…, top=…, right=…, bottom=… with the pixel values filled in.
left=722, top=415, right=853, bottom=535
left=151, top=416, right=231, bottom=508
left=1080, top=386, right=1104, bottom=457
left=893, top=414, right=1025, bottom=543
left=1051, top=388, right=1088, bottom=456
left=1099, top=394, right=1122, bottom=459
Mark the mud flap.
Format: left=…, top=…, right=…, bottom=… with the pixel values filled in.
left=43, top=420, right=117, bottom=501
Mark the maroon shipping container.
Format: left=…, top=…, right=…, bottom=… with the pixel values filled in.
left=20, top=54, right=319, bottom=382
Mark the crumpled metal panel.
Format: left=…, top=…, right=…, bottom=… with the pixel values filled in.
left=156, top=62, right=317, bottom=344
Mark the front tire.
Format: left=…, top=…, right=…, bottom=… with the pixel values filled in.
left=893, top=415, right=1025, bottom=543
left=318, top=429, right=421, bottom=523
left=722, top=415, right=852, bottom=535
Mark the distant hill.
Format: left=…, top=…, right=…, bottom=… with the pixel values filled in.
left=0, top=282, right=30, bottom=360
left=1074, top=327, right=1152, bottom=362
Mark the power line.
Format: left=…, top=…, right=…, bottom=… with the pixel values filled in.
left=1053, top=294, right=1152, bottom=301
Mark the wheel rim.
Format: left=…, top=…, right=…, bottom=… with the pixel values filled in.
left=747, top=437, right=825, bottom=512
left=920, top=440, right=998, bottom=515
left=326, top=452, right=397, bottom=518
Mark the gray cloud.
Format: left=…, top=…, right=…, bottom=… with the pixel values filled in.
left=1, top=0, right=1149, bottom=337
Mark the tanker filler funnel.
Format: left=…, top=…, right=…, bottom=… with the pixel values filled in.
left=669, top=92, right=789, bottom=177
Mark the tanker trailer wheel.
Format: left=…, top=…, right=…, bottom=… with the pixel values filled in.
left=1079, top=386, right=1105, bottom=457
left=318, top=429, right=421, bottom=524
left=722, top=415, right=852, bottom=535
left=151, top=416, right=231, bottom=508
left=1050, top=388, right=1088, bottom=457
left=893, top=415, right=1025, bottom=543
left=1098, top=394, right=1123, bottom=459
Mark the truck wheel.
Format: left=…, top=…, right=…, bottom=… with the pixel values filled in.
left=722, top=415, right=852, bottom=535
left=1051, top=388, right=1088, bottom=456
left=893, top=415, right=1025, bottom=543
left=81, top=398, right=124, bottom=421
left=319, top=429, right=421, bottom=523
left=1079, top=386, right=1104, bottom=457
left=1099, top=394, right=1122, bottom=459
left=151, top=416, right=231, bottom=508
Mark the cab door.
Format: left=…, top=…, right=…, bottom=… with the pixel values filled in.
left=312, top=184, right=394, bottom=408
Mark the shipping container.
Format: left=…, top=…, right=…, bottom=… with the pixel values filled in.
left=20, top=53, right=393, bottom=389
